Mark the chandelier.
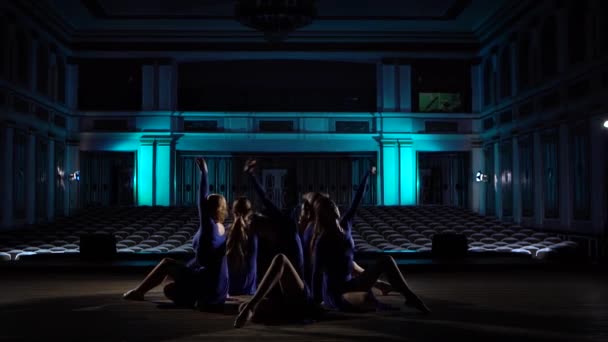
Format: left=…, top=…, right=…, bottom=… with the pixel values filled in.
left=235, top=0, right=317, bottom=42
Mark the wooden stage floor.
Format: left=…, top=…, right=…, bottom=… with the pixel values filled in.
left=1, top=266, right=607, bottom=341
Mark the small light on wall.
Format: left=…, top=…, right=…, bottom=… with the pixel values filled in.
left=475, top=171, right=488, bottom=182
left=604, top=120, right=608, bottom=129
left=69, top=170, right=80, bottom=182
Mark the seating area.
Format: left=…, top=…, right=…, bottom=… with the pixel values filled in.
left=0, top=206, right=578, bottom=261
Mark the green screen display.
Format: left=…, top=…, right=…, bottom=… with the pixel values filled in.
left=418, top=93, right=463, bottom=112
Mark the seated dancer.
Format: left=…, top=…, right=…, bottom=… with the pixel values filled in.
left=227, top=196, right=258, bottom=296
left=124, top=157, right=229, bottom=311
left=299, top=175, right=392, bottom=297
left=235, top=160, right=321, bottom=327
left=310, top=167, right=430, bottom=313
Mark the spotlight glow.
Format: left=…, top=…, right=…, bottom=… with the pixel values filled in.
left=604, top=120, right=608, bottom=128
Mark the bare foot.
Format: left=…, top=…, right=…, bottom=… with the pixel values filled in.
left=123, top=289, right=144, bottom=301
left=405, top=295, right=431, bottom=314
left=234, top=304, right=254, bottom=328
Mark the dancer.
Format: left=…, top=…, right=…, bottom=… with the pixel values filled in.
left=243, top=160, right=304, bottom=278
left=227, top=196, right=258, bottom=296
left=123, top=157, right=229, bottom=311
left=310, top=167, right=430, bottom=313
left=299, top=179, right=392, bottom=296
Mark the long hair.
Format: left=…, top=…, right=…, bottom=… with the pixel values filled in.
left=226, top=197, right=253, bottom=269
left=310, top=195, right=342, bottom=257
left=298, top=192, right=328, bottom=233
left=205, top=194, right=228, bottom=224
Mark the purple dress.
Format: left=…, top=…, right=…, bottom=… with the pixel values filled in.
left=311, top=172, right=371, bottom=311
left=183, top=165, right=229, bottom=309
left=228, top=233, right=258, bottom=295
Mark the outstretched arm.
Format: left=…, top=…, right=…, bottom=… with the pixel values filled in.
left=342, top=166, right=376, bottom=224
left=244, top=159, right=282, bottom=218
left=196, top=157, right=210, bottom=228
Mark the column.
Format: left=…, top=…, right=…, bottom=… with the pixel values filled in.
left=493, top=142, right=502, bottom=219
left=512, top=136, right=521, bottom=223
left=64, top=140, right=80, bottom=216
left=158, top=64, right=174, bottom=110
left=138, top=137, right=155, bottom=206
left=470, top=139, right=484, bottom=214
left=47, top=138, right=55, bottom=222
left=559, top=123, right=571, bottom=228
left=66, top=64, right=78, bottom=109
left=379, top=138, right=399, bottom=205
left=399, top=139, right=416, bottom=205
left=533, top=131, right=543, bottom=227
left=380, top=63, right=397, bottom=111
left=155, top=137, right=173, bottom=206
left=1, top=125, right=14, bottom=229
left=25, top=131, right=36, bottom=225
left=142, top=64, right=156, bottom=110
left=471, top=63, right=482, bottom=114
left=398, top=65, right=412, bottom=112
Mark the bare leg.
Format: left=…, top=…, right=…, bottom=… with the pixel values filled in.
left=344, top=255, right=430, bottom=313
left=234, top=254, right=305, bottom=328
left=123, top=258, right=179, bottom=300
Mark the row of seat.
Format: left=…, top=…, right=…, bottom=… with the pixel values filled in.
left=0, top=205, right=578, bottom=260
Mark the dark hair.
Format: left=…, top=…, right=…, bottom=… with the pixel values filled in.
left=310, top=195, right=342, bottom=258
left=226, top=197, right=253, bottom=269
left=298, top=192, right=328, bottom=233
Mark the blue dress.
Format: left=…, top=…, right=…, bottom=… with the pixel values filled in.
left=228, top=233, right=258, bottom=295
left=183, top=165, right=229, bottom=309
left=311, top=172, right=371, bottom=311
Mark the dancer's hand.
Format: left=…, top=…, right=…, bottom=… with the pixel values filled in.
left=371, top=166, right=377, bottom=175
left=244, top=159, right=257, bottom=174
left=195, top=157, right=207, bottom=172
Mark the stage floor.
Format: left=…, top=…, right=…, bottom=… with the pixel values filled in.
left=1, top=268, right=607, bottom=341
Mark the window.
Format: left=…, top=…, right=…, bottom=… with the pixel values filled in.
left=518, top=34, right=530, bottom=90
left=15, top=29, right=29, bottom=86
left=57, top=57, right=66, bottom=104
left=540, top=16, right=558, bottom=78
left=571, top=122, right=590, bottom=220
left=483, top=59, right=494, bottom=106
left=519, top=135, right=534, bottom=217
left=500, top=47, right=512, bottom=99
left=542, top=130, right=559, bottom=219
left=412, top=60, right=470, bottom=112
left=568, top=1, right=587, bottom=65
left=37, top=44, right=49, bottom=95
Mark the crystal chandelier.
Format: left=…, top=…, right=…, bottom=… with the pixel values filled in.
left=235, top=0, right=317, bottom=42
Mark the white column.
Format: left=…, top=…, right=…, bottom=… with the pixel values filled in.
left=158, top=64, right=174, bottom=110
left=66, top=64, right=78, bottom=109
left=47, top=138, right=55, bottom=222
left=512, top=136, right=521, bottom=223
left=25, top=132, right=36, bottom=224
left=155, top=137, right=172, bottom=206
left=380, top=64, right=397, bottom=111
left=398, top=139, right=415, bottom=205
left=471, top=64, right=482, bottom=113
left=138, top=137, right=155, bottom=206
left=64, top=140, right=80, bottom=216
left=378, top=138, right=399, bottom=205
left=470, top=140, right=484, bottom=214
left=142, top=64, right=156, bottom=110
left=1, top=125, right=14, bottom=229
left=533, top=131, right=543, bottom=227
left=398, top=65, right=412, bottom=112
left=494, top=142, right=502, bottom=219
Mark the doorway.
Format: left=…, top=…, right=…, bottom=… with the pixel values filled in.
left=418, top=152, right=470, bottom=207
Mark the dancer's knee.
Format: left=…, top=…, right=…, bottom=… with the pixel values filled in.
left=272, top=253, right=289, bottom=265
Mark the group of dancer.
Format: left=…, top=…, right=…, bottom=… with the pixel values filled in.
left=123, top=157, right=430, bottom=328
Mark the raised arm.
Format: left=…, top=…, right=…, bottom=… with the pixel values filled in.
left=244, top=160, right=282, bottom=218
left=341, top=166, right=376, bottom=224
left=196, top=157, right=210, bottom=228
